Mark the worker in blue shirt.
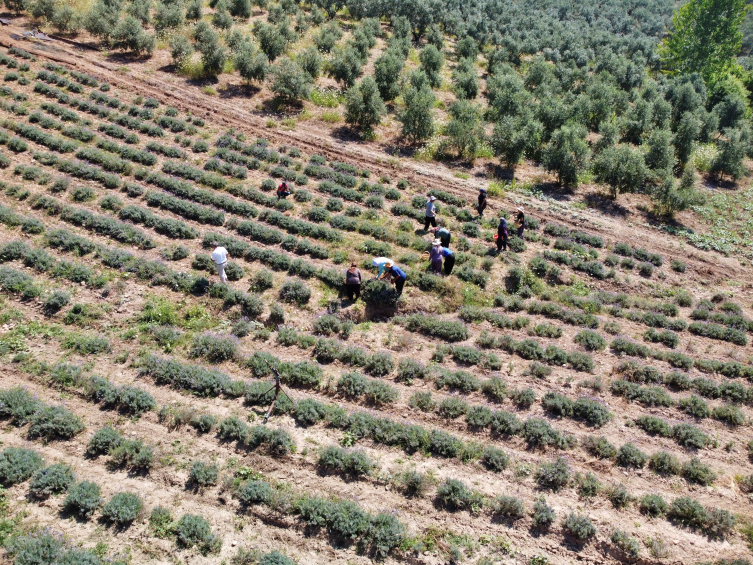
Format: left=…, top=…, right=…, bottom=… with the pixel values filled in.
left=379, top=261, right=407, bottom=295
left=441, top=247, right=455, bottom=275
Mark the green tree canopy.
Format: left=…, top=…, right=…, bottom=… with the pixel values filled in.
left=398, top=80, right=435, bottom=144
left=444, top=100, right=484, bottom=160
left=271, top=57, right=312, bottom=102
left=651, top=168, right=706, bottom=217
left=659, top=0, right=748, bottom=81
left=541, top=125, right=590, bottom=188
left=345, top=76, right=386, bottom=132
left=419, top=45, right=444, bottom=89
left=593, top=144, right=647, bottom=198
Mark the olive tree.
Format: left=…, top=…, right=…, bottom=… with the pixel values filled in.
left=374, top=49, right=404, bottom=101
left=126, top=0, right=152, bottom=24
left=456, top=36, right=479, bottom=60
left=651, top=167, right=706, bottom=216
left=643, top=129, right=676, bottom=175
left=169, top=34, right=194, bottom=69
left=711, top=128, right=748, bottom=180
left=51, top=4, right=80, bottom=33
left=235, top=43, right=269, bottom=83
left=345, top=76, right=386, bottom=132
left=110, top=15, right=155, bottom=55
left=541, top=125, right=590, bottom=188
left=593, top=144, right=647, bottom=198
left=445, top=100, right=485, bottom=160
left=452, top=58, right=479, bottom=99
left=31, top=0, right=56, bottom=20
left=229, top=0, right=252, bottom=19
left=271, top=57, right=313, bottom=102
left=419, top=45, right=444, bottom=88
left=194, top=21, right=227, bottom=78
left=398, top=80, right=435, bottom=144
left=486, top=70, right=530, bottom=120
left=326, top=45, right=363, bottom=88
left=296, top=47, right=322, bottom=80
left=154, top=1, right=184, bottom=33
left=491, top=114, right=543, bottom=171
left=84, top=0, right=123, bottom=42
left=674, top=111, right=702, bottom=165
left=4, top=0, right=28, bottom=13
left=254, top=21, right=293, bottom=61
left=186, top=0, right=202, bottom=20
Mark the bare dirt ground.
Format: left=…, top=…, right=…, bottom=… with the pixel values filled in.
left=0, top=17, right=752, bottom=565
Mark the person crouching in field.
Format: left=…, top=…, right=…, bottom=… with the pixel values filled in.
left=277, top=181, right=291, bottom=199
left=379, top=261, right=406, bottom=295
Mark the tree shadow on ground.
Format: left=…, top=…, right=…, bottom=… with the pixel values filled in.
left=483, top=163, right=515, bottom=181
left=635, top=205, right=696, bottom=233
left=329, top=125, right=362, bottom=143
left=583, top=193, right=630, bottom=218
left=219, top=83, right=260, bottom=100
left=259, top=95, right=304, bottom=116
left=382, top=143, right=417, bottom=160
left=533, top=181, right=575, bottom=203
left=103, top=51, right=153, bottom=67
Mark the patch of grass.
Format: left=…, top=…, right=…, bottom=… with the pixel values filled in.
left=310, top=88, right=344, bottom=108
left=320, top=111, right=342, bottom=123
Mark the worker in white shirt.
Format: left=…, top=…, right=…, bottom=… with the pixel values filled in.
left=211, top=242, right=229, bottom=284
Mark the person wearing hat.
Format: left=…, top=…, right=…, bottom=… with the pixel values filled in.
left=477, top=188, right=487, bottom=217
left=514, top=207, right=525, bottom=238
left=344, top=262, right=362, bottom=301
left=211, top=241, right=229, bottom=284
left=432, top=225, right=451, bottom=247
left=379, top=261, right=407, bottom=295
left=441, top=245, right=455, bottom=275
left=428, top=238, right=443, bottom=275
left=496, top=217, right=508, bottom=252
left=372, top=256, right=394, bottom=278
left=424, top=195, right=437, bottom=231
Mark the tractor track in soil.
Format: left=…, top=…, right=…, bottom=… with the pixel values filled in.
left=2, top=31, right=745, bottom=288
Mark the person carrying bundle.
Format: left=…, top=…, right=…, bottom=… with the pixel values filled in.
left=277, top=181, right=291, bottom=200
left=424, top=195, right=437, bottom=230
left=379, top=261, right=407, bottom=295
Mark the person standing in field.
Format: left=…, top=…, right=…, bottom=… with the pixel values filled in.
left=429, top=238, right=443, bottom=275
left=477, top=188, right=487, bottom=217
left=424, top=195, right=437, bottom=231
left=344, top=262, right=362, bottom=301
left=211, top=242, right=229, bottom=284
left=515, top=207, right=525, bottom=238
left=497, top=217, right=508, bottom=252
